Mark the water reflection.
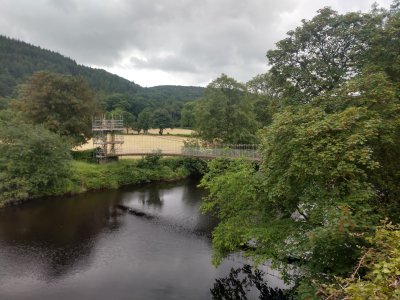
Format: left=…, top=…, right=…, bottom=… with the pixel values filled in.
left=120, top=179, right=218, bottom=235
left=0, top=190, right=123, bottom=282
left=136, top=187, right=164, bottom=209
left=211, top=265, right=291, bottom=300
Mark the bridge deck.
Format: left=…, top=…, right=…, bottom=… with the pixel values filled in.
left=112, top=151, right=261, bottom=161
left=78, top=134, right=261, bottom=161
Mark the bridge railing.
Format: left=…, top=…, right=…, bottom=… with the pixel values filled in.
left=181, top=144, right=260, bottom=160
left=85, top=134, right=261, bottom=160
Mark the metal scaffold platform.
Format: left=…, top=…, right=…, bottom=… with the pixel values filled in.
left=92, top=115, right=124, bottom=162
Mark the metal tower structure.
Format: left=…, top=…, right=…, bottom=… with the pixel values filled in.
left=92, top=115, right=124, bottom=162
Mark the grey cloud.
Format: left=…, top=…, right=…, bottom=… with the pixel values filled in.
left=131, top=55, right=199, bottom=73
left=0, top=0, right=393, bottom=86
left=47, top=0, right=78, bottom=13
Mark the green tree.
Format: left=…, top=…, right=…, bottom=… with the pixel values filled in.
left=0, top=110, right=72, bottom=206
left=137, top=108, right=152, bottom=134
left=266, top=8, right=376, bottom=103
left=366, top=1, right=400, bottom=84
left=102, top=93, right=132, bottom=112
left=152, top=108, right=173, bottom=135
left=131, top=119, right=141, bottom=134
left=13, top=71, right=97, bottom=146
left=246, top=72, right=280, bottom=99
left=123, top=111, right=136, bottom=134
left=321, top=223, right=400, bottom=300
left=200, top=71, right=400, bottom=294
left=246, top=73, right=280, bottom=126
left=180, top=101, right=197, bottom=128
left=109, top=108, right=136, bottom=134
left=195, top=74, right=258, bottom=144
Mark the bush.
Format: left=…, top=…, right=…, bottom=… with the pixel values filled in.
left=71, top=148, right=97, bottom=163
left=321, top=223, right=400, bottom=300
left=70, top=157, right=196, bottom=192
left=0, top=110, right=72, bottom=206
left=136, top=154, right=161, bottom=168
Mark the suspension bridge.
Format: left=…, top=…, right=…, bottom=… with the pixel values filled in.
left=90, top=116, right=260, bottom=161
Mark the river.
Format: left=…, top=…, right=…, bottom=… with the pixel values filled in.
left=0, top=179, right=286, bottom=300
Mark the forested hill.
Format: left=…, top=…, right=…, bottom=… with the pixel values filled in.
left=0, top=35, right=142, bottom=96
left=138, top=85, right=204, bottom=101
left=0, top=35, right=204, bottom=100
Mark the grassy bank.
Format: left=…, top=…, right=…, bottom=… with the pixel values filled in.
left=0, top=156, right=206, bottom=208
left=70, top=157, right=193, bottom=191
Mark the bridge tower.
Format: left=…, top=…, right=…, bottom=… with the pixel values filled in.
left=92, top=115, right=124, bottom=162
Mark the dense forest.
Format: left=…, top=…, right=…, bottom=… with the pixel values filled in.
left=0, top=35, right=140, bottom=96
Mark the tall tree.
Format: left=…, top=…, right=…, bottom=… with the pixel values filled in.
left=180, top=101, right=197, bottom=128
left=246, top=73, right=280, bottom=126
left=266, top=8, right=375, bottom=103
left=195, top=74, right=258, bottom=144
left=246, top=72, right=280, bottom=99
left=366, top=1, right=400, bottom=83
left=152, top=108, right=173, bottom=135
left=13, top=72, right=97, bottom=145
left=137, top=108, right=152, bottom=134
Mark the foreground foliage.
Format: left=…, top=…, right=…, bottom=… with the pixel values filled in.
left=0, top=110, right=72, bottom=206
left=319, top=223, right=400, bottom=299
left=200, top=71, right=400, bottom=298
left=200, top=2, right=400, bottom=297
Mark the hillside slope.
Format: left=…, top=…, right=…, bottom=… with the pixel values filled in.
left=0, top=35, right=204, bottom=101
left=138, top=85, right=204, bottom=101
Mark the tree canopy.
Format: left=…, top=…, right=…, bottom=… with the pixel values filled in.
left=201, top=70, right=400, bottom=295
left=266, top=7, right=386, bottom=103
left=194, top=74, right=258, bottom=144
left=0, top=110, right=72, bottom=206
left=152, top=108, right=173, bottom=135
left=137, top=108, right=153, bottom=134
left=180, top=101, right=197, bottom=128
left=13, top=71, right=97, bottom=146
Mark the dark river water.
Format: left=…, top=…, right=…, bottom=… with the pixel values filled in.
left=0, top=179, right=285, bottom=300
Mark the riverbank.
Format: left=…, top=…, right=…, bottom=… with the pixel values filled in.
left=0, top=156, right=206, bottom=209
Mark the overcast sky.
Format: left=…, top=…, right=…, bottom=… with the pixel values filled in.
left=0, top=0, right=393, bottom=87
